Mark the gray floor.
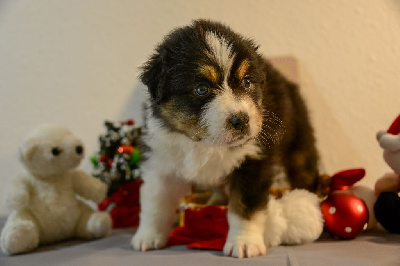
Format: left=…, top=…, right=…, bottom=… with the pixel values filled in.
left=1, top=216, right=400, bottom=266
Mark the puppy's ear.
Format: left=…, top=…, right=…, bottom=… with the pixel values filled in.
left=139, top=50, right=168, bottom=102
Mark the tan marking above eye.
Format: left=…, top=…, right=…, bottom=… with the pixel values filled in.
left=236, top=59, right=250, bottom=80
left=160, top=100, right=205, bottom=139
left=199, top=65, right=218, bottom=83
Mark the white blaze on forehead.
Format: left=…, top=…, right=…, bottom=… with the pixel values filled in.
left=203, top=32, right=262, bottom=146
left=205, top=31, right=235, bottom=84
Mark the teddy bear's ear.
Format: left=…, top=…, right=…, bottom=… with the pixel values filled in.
left=18, top=138, right=38, bottom=164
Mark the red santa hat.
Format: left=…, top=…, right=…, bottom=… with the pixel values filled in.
left=387, top=114, right=400, bottom=135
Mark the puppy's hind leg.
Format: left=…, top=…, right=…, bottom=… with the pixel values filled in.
left=132, top=173, right=190, bottom=251
left=283, top=139, right=319, bottom=192
left=282, top=86, right=320, bottom=191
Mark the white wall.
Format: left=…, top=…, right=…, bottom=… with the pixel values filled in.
left=0, top=0, right=398, bottom=215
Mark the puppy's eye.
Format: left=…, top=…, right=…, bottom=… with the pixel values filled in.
left=242, top=76, right=252, bottom=90
left=51, top=147, right=62, bottom=156
left=194, top=84, right=210, bottom=97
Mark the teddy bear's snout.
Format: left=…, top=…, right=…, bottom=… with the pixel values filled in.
left=76, top=145, right=84, bottom=155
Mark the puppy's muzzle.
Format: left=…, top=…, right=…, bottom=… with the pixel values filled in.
left=228, top=112, right=249, bottom=133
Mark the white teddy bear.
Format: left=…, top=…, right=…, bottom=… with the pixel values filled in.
left=0, top=124, right=112, bottom=255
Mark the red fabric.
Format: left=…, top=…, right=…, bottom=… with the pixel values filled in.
left=329, top=168, right=365, bottom=191
left=110, top=205, right=140, bottom=228
left=387, top=114, right=400, bottom=135
left=167, top=206, right=229, bottom=250
left=98, top=180, right=143, bottom=228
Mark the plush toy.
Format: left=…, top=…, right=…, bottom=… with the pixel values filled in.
left=168, top=189, right=323, bottom=250
left=374, top=114, right=400, bottom=233
left=0, top=125, right=112, bottom=255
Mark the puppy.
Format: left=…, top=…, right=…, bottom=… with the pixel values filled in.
left=131, top=20, right=319, bottom=258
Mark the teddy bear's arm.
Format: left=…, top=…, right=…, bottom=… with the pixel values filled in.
left=71, top=170, right=108, bottom=203
left=379, top=134, right=400, bottom=152
left=375, top=172, right=400, bottom=195
left=4, top=173, right=31, bottom=210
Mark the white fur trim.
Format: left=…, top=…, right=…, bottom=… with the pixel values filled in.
left=263, top=197, right=288, bottom=247
left=264, top=190, right=323, bottom=247
left=277, top=190, right=323, bottom=245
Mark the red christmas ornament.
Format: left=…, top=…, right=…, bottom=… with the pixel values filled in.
left=321, top=168, right=369, bottom=239
left=321, top=191, right=368, bottom=239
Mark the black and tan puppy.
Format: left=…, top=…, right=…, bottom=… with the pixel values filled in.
left=132, top=20, right=319, bottom=258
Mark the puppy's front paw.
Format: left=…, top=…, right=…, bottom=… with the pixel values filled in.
left=131, top=228, right=168, bottom=251
left=223, top=235, right=266, bottom=258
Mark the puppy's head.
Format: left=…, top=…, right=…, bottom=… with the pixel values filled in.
left=141, top=20, right=265, bottom=147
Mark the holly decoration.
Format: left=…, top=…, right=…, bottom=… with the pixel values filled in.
left=91, top=119, right=142, bottom=196
left=91, top=119, right=143, bottom=228
left=320, top=169, right=369, bottom=239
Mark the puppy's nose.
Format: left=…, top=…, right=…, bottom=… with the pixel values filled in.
left=229, top=113, right=249, bottom=131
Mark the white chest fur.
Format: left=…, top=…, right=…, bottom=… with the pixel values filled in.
left=141, top=116, right=261, bottom=186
